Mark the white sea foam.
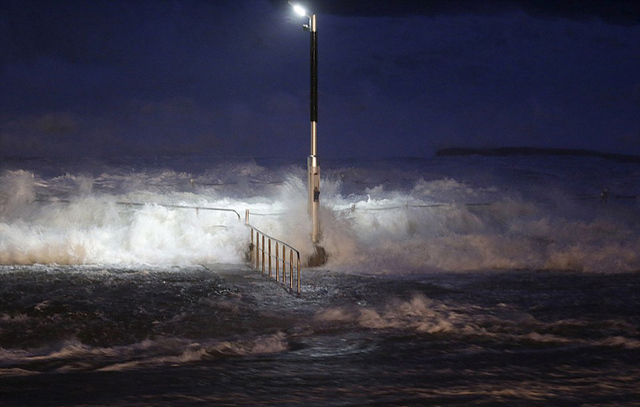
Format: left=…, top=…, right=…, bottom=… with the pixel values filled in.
left=0, top=333, right=289, bottom=376
left=315, top=294, right=640, bottom=348
left=1, top=156, right=639, bottom=272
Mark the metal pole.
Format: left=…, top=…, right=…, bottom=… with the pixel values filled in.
left=308, top=13, right=320, bottom=244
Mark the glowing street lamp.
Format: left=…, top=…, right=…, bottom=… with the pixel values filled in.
left=292, top=4, right=307, bottom=17
left=289, top=2, right=320, bottom=247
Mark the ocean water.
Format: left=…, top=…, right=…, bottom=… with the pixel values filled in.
left=1, top=155, right=639, bottom=406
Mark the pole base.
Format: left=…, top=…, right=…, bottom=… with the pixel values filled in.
left=306, top=245, right=327, bottom=267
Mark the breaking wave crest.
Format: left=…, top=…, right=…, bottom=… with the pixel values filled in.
left=314, top=294, right=640, bottom=349
left=0, top=333, right=288, bottom=376
left=1, top=156, right=639, bottom=272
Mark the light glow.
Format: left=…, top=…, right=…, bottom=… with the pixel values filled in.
left=292, top=4, right=307, bottom=17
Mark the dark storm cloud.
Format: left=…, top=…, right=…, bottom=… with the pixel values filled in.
left=0, top=1, right=243, bottom=68
left=271, top=0, right=640, bottom=25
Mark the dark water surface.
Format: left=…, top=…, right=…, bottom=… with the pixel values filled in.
left=2, top=265, right=640, bottom=406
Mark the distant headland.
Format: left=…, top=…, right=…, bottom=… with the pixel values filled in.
left=435, top=147, right=640, bottom=163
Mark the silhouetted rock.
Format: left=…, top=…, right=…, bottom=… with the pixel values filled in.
left=436, top=147, right=640, bottom=163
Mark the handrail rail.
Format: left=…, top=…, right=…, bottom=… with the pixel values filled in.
left=248, top=225, right=301, bottom=295
left=33, top=198, right=242, bottom=220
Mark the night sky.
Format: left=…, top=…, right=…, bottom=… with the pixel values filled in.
left=1, top=0, right=639, bottom=159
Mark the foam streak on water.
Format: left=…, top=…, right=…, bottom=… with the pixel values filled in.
left=1, top=265, right=639, bottom=406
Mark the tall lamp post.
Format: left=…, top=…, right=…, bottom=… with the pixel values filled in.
left=290, top=2, right=320, bottom=246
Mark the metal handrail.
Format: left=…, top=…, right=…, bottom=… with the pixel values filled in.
left=33, top=198, right=242, bottom=220
left=248, top=225, right=301, bottom=295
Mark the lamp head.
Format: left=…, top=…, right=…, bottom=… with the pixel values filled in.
left=292, top=4, right=307, bottom=17
left=288, top=1, right=313, bottom=30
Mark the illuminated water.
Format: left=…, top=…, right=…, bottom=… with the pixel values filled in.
left=1, top=155, right=639, bottom=406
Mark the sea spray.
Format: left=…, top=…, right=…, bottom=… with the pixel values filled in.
left=1, top=156, right=639, bottom=272
left=0, top=170, right=37, bottom=218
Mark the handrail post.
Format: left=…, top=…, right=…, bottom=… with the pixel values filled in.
left=268, top=238, right=272, bottom=277
left=275, top=242, right=279, bottom=281
left=297, top=254, right=301, bottom=294
left=256, top=230, right=260, bottom=270
left=261, top=234, right=265, bottom=274
left=249, top=228, right=254, bottom=266
left=284, top=247, right=288, bottom=284
left=289, top=249, right=293, bottom=291
left=289, top=250, right=294, bottom=291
